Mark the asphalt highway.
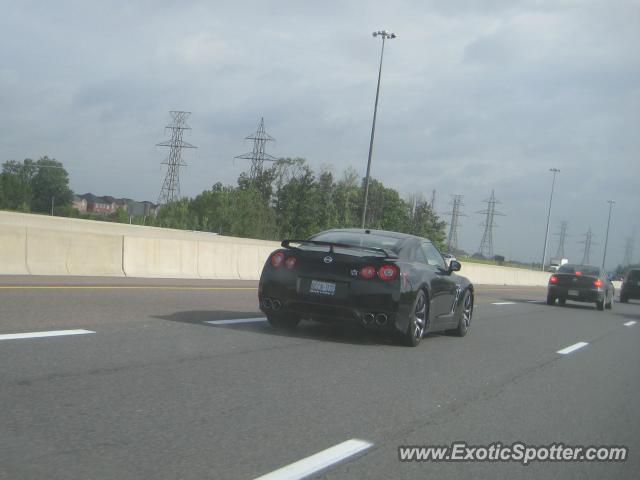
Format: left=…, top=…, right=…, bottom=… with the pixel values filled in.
left=1, top=276, right=638, bottom=479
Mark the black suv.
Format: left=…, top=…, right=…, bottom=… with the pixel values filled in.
left=620, top=269, right=640, bottom=303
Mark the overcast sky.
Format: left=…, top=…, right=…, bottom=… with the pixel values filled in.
left=1, top=0, right=638, bottom=267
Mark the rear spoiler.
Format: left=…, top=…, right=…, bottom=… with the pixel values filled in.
left=281, top=239, right=398, bottom=259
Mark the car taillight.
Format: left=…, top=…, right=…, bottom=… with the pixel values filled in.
left=378, top=264, right=399, bottom=281
left=270, top=252, right=285, bottom=268
left=575, top=271, right=582, bottom=276
left=360, top=265, right=376, bottom=279
left=549, top=275, right=558, bottom=284
left=593, top=279, right=603, bottom=288
left=285, top=256, right=296, bottom=270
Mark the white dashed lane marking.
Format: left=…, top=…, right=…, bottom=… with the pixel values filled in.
left=253, top=438, right=373, bottom=480
left=0, top=329, right=95, bottom=341
left=557, top=342, right=589, bottom=355
left=624, top=321, right=637, bottom=327
left=205, top=317, right=267, bottom=325
left=492, top=302, right=516, bottom=305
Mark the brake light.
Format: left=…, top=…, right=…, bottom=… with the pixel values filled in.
left=593, top=279, right=603, bottom=288
left=270, top=252, right=285, bottom=268
left=575, top=271, right=582, bottom=276
left=378, top=264, right=399, bottom=281
left=360, top=265, right=376, bottom=279
left=285, top=256, right=297, bottom=270
left=549, top=275, right=558, bottom=284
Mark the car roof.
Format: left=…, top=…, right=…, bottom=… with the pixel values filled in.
left=311, top=228, right=425, bottom=242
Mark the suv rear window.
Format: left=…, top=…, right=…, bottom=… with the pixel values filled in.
left=627, top=269, right=640, bottom=281
left=558, top=264, right=600, bottom=276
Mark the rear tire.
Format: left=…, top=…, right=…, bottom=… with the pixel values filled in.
left=558, top=297, right=566, bottom=306
left=267, top=313, right=300, bottom=329
left=596, top=299, right=605, bottom=311
left=620, top=294, right=628, bottom=303
left=401, top=290, right=428, bottom=347
left=546, top=294, right=556, bottom=305
left=451, top=290, right=473, bottom=337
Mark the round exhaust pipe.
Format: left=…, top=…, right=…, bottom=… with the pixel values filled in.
left=272, top=299, right=282, bottom=311
left=262, top=298, right=273, bottom=309
left=375, top=313, right=388, bottom=326
left=363, top=313, right=375, bottom=325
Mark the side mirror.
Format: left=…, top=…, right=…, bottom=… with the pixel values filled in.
left=449, top=260, right=461, bottom=272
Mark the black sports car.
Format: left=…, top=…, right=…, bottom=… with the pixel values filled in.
left=258, top=228, right=474, bottom=346
left=546, top=263, right=614, bottom=311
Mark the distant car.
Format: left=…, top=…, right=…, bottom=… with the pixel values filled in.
left=547, top=264, right=614, bottom=311
left=620, top=269, right=640, bottom=303
left=258, top=228, right=474, bottom=347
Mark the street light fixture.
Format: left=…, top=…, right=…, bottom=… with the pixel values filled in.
left=541, top=168, right=560, bottom=270
left=602, top=200, right=615, bottom=271
left=361, top=30, right=396, bottom=229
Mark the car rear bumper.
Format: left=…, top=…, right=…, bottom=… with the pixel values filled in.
left=259, top=278, right=408, bottom=333
left=548, top=285, right=605, bottom=303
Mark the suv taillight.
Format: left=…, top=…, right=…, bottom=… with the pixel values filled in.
left=593, top=279, right=603, bottom=288
left=549, top=275, right=558, bottom=284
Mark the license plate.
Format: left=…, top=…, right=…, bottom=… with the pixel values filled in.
left=309, top=280, right=336, bottom=296
left=568, top=289, right=579, bottom=296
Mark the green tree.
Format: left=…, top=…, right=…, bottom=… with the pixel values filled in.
left=155, top=198, right=197, bottom=230
left=230, top=185, right=277, bottom=239
left=0, top=159, right=36, bottom=211
left=406, top=196, right=447, bottom=249
left=333, top=167, right=361, bottom=228
left=30, top=157, right=73, bottom=214
left=274, top=160, right=321, bottom=239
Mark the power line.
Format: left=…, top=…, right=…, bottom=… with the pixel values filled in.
left=580, top=228, right=597, bottom=265
left=477, top=190, right=505, bottom=258
left=445, top=194, right=466, bottom=252
left=157, top=111, right=197, bottom=205
left=234, top=117, right=277, bottom=179
left=622, top=228, right=636, bottom=266
left=554, top=221, right=569, bottom=259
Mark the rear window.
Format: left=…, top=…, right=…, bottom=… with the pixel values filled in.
left=309, top=231, right=404, bottom=254
left=627, top=270, right=640, bottom=281
left=558, top=264, right=600, bottom=276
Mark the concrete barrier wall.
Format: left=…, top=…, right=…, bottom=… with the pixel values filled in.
left=459, top=262, right=551, bottom=287
left=123, top=237, right=199, bottom=278
left=0, top=224, right=28, bottom=274
left=1, top=211, right=559, bottom=285
left=26, top=228, right=125, bottom=276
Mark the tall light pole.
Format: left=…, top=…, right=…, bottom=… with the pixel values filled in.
left=361, top=29, right=396, bottom=229
left=541, top=168, right=560, bottom=270
left=602, top=200, right=615, bottom=271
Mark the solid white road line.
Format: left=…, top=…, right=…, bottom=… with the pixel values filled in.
left=204, top=317, right=267, bottom=325
left=0, top=329, right=95, bottom=341
left=557, top=342, right=589, bottom=355
left=253, top=439, right=373, bottom=480
left=492, top=302, right=516, bottom=305
left=624, top=321, right=637, bottom=327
